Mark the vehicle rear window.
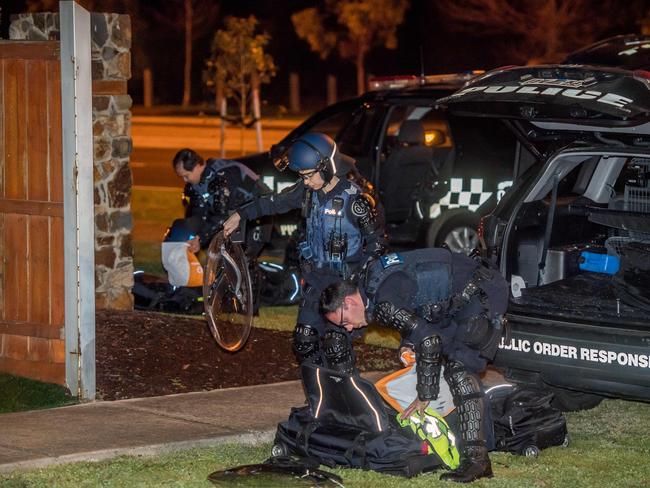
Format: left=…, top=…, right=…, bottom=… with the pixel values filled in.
left=338, top=103, right=381, bottom=157
left=306, top=110, right=355, bottom=141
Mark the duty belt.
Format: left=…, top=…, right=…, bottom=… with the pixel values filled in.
left=447, top=266, right=493, bottom=317
left=420, top=266, right=498, bottom=324
left=302, top=260, right=360, bottom=280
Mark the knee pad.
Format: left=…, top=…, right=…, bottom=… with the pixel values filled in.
left=444, top=361, right=482, bottom=401
left=293, top=324, right=322, bottom=365
left=444, top=361, right=486, bottom=445
left=323, top=330, right=355, bottom=375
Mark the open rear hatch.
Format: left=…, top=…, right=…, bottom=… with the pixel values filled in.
left=439, top=65, right=650, bottom=129
left=440, top=66, right=650, bottom=325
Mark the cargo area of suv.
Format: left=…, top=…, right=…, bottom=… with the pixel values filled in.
left=504, top=152, right=650, bottom=326
left=440, top=64, right=650, bottom=406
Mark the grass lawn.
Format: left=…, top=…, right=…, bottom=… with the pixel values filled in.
left=1, top=398, right=648, bottom=487
left=0, top=374, right=76, bottom=414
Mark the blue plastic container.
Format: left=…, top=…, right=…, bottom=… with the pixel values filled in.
left=579, top=251, right=620, bottom=275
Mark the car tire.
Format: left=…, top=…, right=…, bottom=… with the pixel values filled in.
left=431, top=218, right=479, bottom=255
left=548, top=387, right=603, bottom=412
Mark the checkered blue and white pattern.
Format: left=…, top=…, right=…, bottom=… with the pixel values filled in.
left=429, top=178, right=493, bottom=219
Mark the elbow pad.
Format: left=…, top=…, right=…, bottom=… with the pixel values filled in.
left=374, top=302, right=420, bottom=336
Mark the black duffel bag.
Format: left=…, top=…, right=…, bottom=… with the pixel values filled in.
left=487, top=384, right=569, bottom=457
left=273, top=364, right=449, bottom=477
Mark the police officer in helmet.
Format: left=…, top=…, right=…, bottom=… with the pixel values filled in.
left=224, top=132, right=386, bottom=370
left=319, top=248, right=509, bottom=483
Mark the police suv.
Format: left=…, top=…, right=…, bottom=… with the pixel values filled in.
left=440, top=65, right=650, bottom=410
left=237, top=71, right=521, bottom=255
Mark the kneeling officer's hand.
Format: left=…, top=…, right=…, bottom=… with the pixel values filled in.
left=403, top=397, right=430, bottom=420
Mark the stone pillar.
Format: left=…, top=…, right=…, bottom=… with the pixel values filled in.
left=10, top=12, right=134, bottom=310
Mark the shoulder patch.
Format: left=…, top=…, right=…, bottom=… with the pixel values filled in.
left=344, top=185, right=358, bottom=195
left=351, top=192, right=376, bottom=218
left=380, top=252, right=403, bottom=269
left=351, top=197, right=368, bottom=217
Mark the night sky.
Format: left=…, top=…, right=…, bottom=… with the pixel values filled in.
left=1, top=0, right=644, bottom=110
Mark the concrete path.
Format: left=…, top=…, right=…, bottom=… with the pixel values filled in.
left=0, top=372, right=384, bottom=473
left=0, top=370, right=506, bottom=474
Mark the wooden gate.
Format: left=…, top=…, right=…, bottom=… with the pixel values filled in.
left=0, top=41, right=66, bottom=384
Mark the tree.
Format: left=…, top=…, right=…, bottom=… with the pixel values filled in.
left=147, top=0, right=220, bottom=107
left=204, top=16, right=276, bottom=153
left=292, top=0, right=409, bottom=96
left=436, top=0, right=643, bottom=64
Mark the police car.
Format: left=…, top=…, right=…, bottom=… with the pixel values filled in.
left=440, top=64, right=650, bottom=409
left=238, top=71, right=512, bottom=254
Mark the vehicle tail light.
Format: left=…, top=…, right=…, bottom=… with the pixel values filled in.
left=633, top=70, right=650, bottom=90
left=633, top=69, right=650, bottom=80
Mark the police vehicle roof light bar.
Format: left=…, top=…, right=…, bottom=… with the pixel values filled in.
left=367, top=71, right=485, bottom=91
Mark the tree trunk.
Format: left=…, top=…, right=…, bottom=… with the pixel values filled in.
left=217, top=77, right=226, bottom=158
left=220, top=97, right=227, bottom=159
left=289, top=72, right=300, bottom=114
left=252, top=71, right=263, bottom=152
left=327, top=74, right=337, bottom=105
left=356, top=48, right=366, bottom=96
left=240, top=54, right=246, bottom=155
left=182, top=0, right=193, bottom=107
left=143, top=68, right=153, bottom=108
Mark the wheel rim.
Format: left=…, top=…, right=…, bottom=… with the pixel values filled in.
left=203, top=232, right=253, bottom=352
left=443, top=226, right=479, bottom=255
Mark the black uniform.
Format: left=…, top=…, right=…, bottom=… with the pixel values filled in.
left=183, top=159, right=270, bottom=254
left=237, top=177, right=386, bottom=368
left=360, top=248, right=508, bottom=482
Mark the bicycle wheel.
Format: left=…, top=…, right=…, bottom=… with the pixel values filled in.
left=203, top=232, right=254, bottom=352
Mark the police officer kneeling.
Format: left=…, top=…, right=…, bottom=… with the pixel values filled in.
left=319, top=248, right=509, bottom=483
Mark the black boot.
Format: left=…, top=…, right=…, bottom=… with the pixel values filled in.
left=440, top=444, right=492, bottom=483
left=440, top=362, right=493, bottom=483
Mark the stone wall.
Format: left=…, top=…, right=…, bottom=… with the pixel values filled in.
left=10, top=12, right=134, bottom=310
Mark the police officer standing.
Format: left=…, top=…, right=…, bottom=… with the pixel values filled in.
left=223, top=132, right=386, bottom=369
left=319, top=248, right=509, bottom=483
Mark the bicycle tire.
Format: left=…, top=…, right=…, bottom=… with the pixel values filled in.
left=203, top=232, right=253, bottom=352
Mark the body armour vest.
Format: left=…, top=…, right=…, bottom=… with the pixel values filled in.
left=365, top=248, right=455, bottom=314
left=304, top=181, right=363, bottom=270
